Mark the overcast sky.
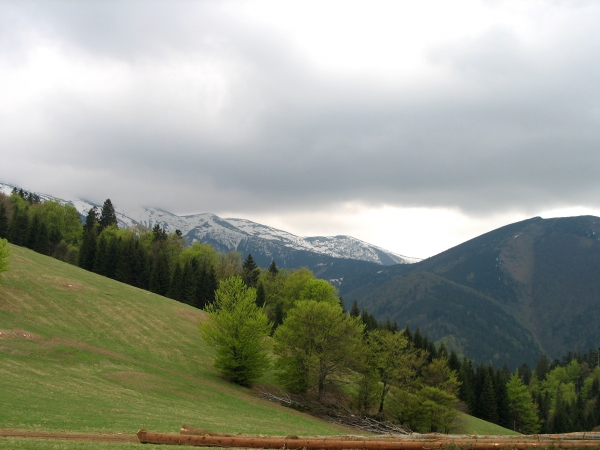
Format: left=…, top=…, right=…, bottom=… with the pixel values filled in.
left=1, top=1, right=600, bottom=258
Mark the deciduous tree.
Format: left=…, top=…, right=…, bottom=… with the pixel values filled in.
left=274, top=300, right=364, bottom=399
left=200, top=276, right=272, bottom=386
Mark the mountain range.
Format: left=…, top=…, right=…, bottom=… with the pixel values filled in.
left=0, top=182, right=418, bottom=269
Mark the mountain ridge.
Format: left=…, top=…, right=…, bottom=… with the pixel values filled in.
left=0, top=182, right=418, bottom=266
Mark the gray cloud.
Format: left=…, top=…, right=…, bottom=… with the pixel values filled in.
left=1, top=1, right=600, bottom=220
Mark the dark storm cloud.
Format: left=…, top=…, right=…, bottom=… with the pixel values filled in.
left=1, top=1, right=599, bottom=217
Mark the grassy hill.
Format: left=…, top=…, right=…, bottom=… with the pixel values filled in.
left=0, top=244, right=515, bottom=447
left=0, top=244, right=349, bottom=436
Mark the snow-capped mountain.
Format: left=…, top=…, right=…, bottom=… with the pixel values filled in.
left=0, top=182, right=420, bottom=266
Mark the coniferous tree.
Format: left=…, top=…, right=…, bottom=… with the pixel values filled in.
left=268, top=259, right=279, bottom=276
left=495, top=368, right=512, bottom=429
left=8, top=203, right=29, bottom=246
left=99, top=199, right=118, bottom=230
left=34, top=221, right=50, bottom=255
left=133, top=239, right=149, bottom=289
left=350, top=300, right=360, bottom=318
left=169, top=262, right=184, bottom=302
left=84, top=207, right=98, bottom=232
left=413, top=328, right=424, bottom=350
left=151, top=224, right=167, bottom=242
left=242, top=253, right=260, bottom=287
left=115, top=238, right=136, bottom=285
left=476, top=366, right=498, bottom=423
left=181, top=259, right=197, bottom=306
left=150, top=253, right=170, bottom=296
left=535, top=354, right=550, bottom=382
left=105, top=236, right=119, bottom=279
left=256, top=282, right=266, bottom=307
left=0, top=202, right=8, bottom=239
left=25, top=213, right=41, bottom=250
left=448, top=350, right=461, bottom=373
left=93, top=233, right=109, bottom=275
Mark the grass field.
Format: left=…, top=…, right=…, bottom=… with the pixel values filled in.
left=0, top=244, right=516, bottom=449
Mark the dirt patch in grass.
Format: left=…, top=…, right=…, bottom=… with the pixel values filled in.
left=178, top=308, right=205, bottom=324
left=0, top=329, right=43, bottom=340
left=103, top=371, right=164, bottom=391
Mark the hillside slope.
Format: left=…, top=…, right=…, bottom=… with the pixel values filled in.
left=0, top=245, right=349, bottom=435
left=340, top=216, right=600, bottom=367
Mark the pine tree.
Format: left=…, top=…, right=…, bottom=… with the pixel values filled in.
left=350, top=300, right=360, bottom=318
left=133, top=239, right=149, bottom=289
left=151, top=224, right=167, bottom=242
left=169, top=262, right=184, bottom=302
left=115, top=239, right=136, bottom=285
left=8, top=203, right=29, bottom=246
left=181, top=259, right=197, bottom=306
left=495, top=368, right=512, bottom=429
left=93, top=233, right=109, bottom=275
left=242, top=253, right=260, bottom=287
left=34, top=221, right=50, bottom=255
left=475, top=366, right=498, bottom=423
left=105, top=236, right=119, bottom=279
left=25, top=213, right=41, bottom=250
left=0, top=202, right=9, bottom=239
left=99, top=199, right=118, bottom=230
left=256, top=282, right=266, bottom=307
left=150, top=253, right=170, bottom=296
left=535, top=354, right=550, bottom=382
left=268, top=259, right=279, bottom=276
left=84, top=207, right=98, bottom=232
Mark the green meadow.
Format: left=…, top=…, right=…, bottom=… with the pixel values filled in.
left=0, top=244, right=515, bottom=448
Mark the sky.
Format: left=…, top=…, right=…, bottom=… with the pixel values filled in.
left=1, top=0, right=600, bottom=259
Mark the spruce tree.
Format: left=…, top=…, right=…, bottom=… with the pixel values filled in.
left=105, top=236, right=119, bottom=279
left=256, top=282, right=266, bottom=307
left=133, top=239, right=149, bottom=289
left=25, top=213, right=41, bottom=250
left=8, top=203, right=29, bottom=246
left=181, top=259, right=197, bottom=306
left=115, top=239, right=136, bottom=285
left=169, top=262, right=184, bottom=302
left=242, top=253, right=260, bottom=287
left=99, top=199, right=118, bottom=230
left=150, top=253, right=170, bottom=296
left=34, top=221, right=50, bottom=255
left=79, top=208, right=99, bottom=270
left=476, top=368, right=499, bottom=423
left=268, top=259, right=279, bottom=276
left=93, top=233, right=109, bottom=275
left=535, top=354, right=550, bottom=382
left=0, top=202, right=8, bottom=239
left=350, top=300, right=360, bottom=318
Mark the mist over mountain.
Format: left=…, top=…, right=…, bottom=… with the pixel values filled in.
left=0, top=182, right=418, bottom=269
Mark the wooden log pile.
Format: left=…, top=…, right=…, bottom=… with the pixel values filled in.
left=137, top=428, right=600, bottom=449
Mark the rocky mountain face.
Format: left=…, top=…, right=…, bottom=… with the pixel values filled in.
left=332, top=215, right=600, bottom=368
left=0, top=182, right=417, bottom=268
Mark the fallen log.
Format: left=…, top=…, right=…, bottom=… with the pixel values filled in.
left=137, top=430, right=600, bottom=448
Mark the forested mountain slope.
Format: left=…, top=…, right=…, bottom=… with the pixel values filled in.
left=336, top=216, right=600, bottom=368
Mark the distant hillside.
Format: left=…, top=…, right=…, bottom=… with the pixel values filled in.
left=336, top=216, right=600, bottom=368
left=0, top=182, right=418, bottom=268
